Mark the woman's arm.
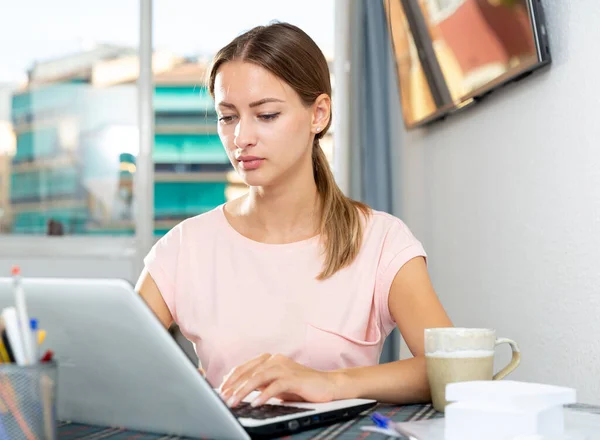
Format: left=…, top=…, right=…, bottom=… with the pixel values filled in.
left=135, top=268, right=174, bottom=329
left=331, top=256, right=453, bottom=403
left=136, top=269, right=207, bottom=376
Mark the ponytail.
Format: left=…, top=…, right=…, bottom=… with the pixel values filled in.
left=312, top=137, right=370, bottom=280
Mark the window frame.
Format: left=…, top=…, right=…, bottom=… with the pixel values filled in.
left=0, top=0, right=155, bottom=279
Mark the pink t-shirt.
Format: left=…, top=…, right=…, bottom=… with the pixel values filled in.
left=143, top=204, right=426, bottom=387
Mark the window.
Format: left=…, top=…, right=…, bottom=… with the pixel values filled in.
left=0, top=1, right=139, bottom=236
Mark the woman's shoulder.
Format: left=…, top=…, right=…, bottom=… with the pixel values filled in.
left=163, top=204, right=226, bottom=241
left=363, top=208, right=410, bottom=232
left=360, top=208, right=421, bottom=248
left=181, top=204, right=225, bottom=228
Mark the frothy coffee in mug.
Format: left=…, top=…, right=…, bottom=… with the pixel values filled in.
left=426, top=349, right=495, bottom=411
left=424, top=328, right=521, bottom=412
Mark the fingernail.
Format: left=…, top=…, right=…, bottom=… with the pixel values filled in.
left=227, top=397, right=236, bottom=407
left=251, top=398, right=261, bottom=407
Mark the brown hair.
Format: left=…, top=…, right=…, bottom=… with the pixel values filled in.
left=207, top=22, right=370, bottom=279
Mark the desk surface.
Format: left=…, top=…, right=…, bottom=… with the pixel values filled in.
left=57, top=402, right=440, bottom=439
left=57, top=403, right=600, bottom=440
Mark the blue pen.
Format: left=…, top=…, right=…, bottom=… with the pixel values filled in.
left=29, top=318, right=39, bottom=362
left=363, top=411, right=404, bottom=437
left=370, top=411, right=391, bottom=428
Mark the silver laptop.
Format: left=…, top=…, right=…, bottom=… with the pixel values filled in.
left=0, top=277, right=376, bottom=439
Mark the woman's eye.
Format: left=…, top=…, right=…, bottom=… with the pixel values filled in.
left=259, top=113, right=280, bottom=121
left=218, top=115, right=236, bottom=124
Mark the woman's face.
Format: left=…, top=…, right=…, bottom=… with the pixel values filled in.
left=213, top=61, right=317, bottom=188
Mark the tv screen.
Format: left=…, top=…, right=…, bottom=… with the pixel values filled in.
left=385, top=0, right=551, bottom=128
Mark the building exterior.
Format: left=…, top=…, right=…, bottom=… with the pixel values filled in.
left=8, top=45, right=139, bottom=235
left=150, top=62, right=244, bottom=236
left=0, top=84, right=17, bottom=233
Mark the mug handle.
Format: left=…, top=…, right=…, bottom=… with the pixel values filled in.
left=493, top=338, right=521, bottom=380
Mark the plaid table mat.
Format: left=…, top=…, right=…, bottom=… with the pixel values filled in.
left=57, top=402, right=441, bottom=439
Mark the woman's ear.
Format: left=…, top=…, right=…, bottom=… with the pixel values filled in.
left=311, top=94, right=331, bottom=133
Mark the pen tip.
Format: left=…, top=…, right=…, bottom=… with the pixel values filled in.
left=11, top=266, right=20, bottom=276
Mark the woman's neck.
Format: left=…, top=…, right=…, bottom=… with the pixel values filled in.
left=243, top=179, right=321, bottom=240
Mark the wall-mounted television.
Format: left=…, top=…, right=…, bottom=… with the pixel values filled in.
left=384, top=0, right=551, bottom=128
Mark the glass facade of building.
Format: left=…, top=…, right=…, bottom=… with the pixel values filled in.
left=5, top=54, right=242, bottom=237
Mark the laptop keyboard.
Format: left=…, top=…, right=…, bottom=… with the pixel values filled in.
left=232, top=402, right=312, bottom=420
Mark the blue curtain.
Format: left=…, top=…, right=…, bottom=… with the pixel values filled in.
left=350, top=0, right=402, bottom=363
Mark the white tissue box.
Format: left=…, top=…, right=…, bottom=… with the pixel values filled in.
left=446, top=380, right=577, bottom=408
left=445, top=401, right=563, bottom=440
left=444, top=381, right=577, bottom=440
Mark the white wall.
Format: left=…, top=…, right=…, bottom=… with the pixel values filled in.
left=396, top=0, right=600, bottom=404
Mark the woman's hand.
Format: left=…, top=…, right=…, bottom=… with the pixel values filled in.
left=219, top=353, right=342, bottom=408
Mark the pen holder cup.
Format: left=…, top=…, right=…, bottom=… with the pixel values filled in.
left=0, top=361, right=57, bottom=440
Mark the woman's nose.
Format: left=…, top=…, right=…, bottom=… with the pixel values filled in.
left=233, top=119, right=257, bottom=149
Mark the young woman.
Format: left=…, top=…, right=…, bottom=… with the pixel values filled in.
left=136, top=22, right=452, bottom=409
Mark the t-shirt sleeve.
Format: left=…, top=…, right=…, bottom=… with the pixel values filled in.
left=375, top=219, right=427, bottom=334
left=142, top=223, right=183, bottom=322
